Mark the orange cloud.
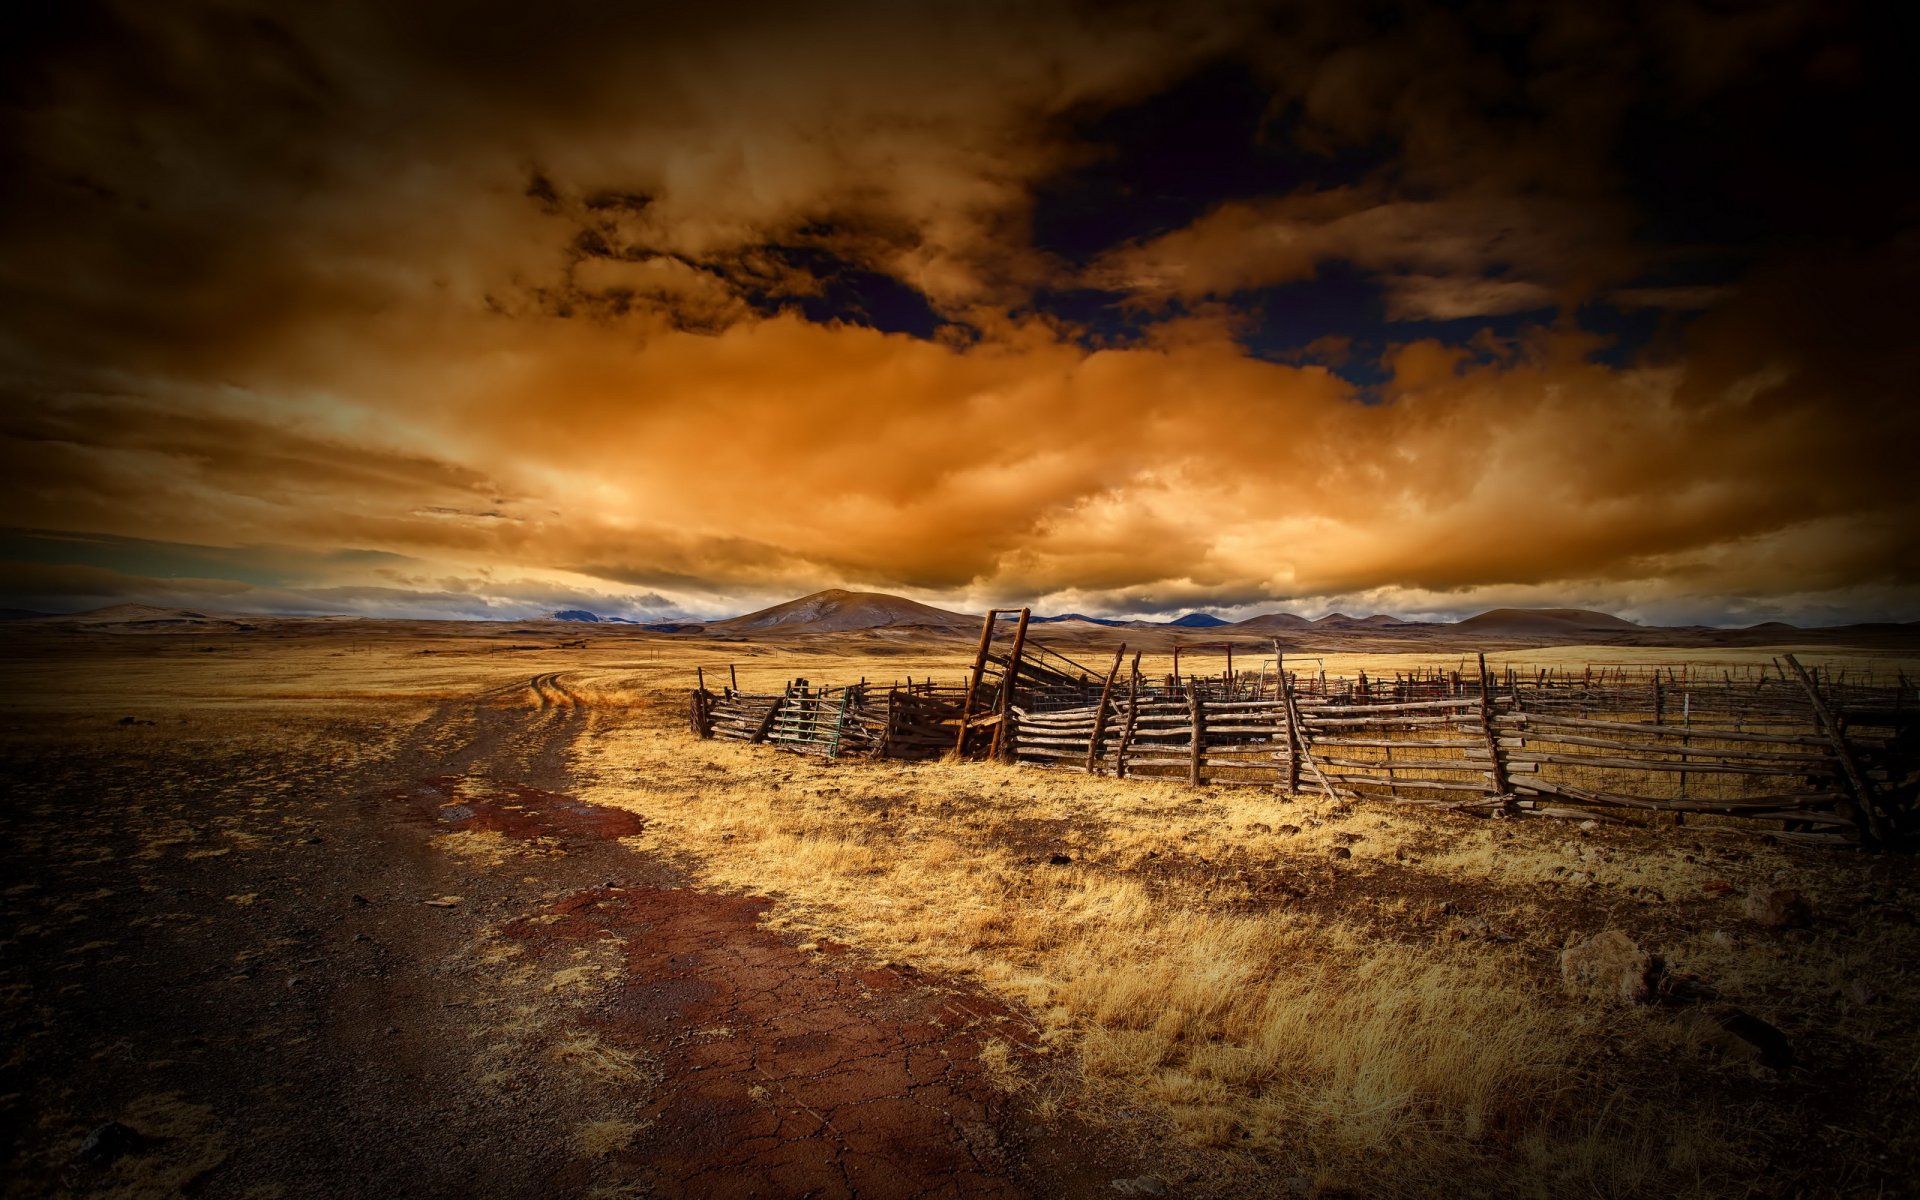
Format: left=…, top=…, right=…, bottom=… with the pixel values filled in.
left=0, top=1, right=1911, bottom=623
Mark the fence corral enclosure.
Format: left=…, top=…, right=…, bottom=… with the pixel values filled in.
left=690, top=610, right=1919, bottom=848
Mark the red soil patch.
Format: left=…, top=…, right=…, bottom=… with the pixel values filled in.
left=391, top=775, right=645, bottom=841
left=506, top=886, right=1061, bottom=1198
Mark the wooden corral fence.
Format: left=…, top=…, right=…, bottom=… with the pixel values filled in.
left=689, top=614, right=1919, bottom=848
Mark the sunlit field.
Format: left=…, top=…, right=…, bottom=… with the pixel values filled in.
left=3, top=621, right=1917, bottom=1197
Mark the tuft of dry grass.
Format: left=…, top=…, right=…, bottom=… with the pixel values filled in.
left=574, top=1118, right=643, bottom=1157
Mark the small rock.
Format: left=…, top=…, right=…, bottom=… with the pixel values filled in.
left=1560, top=930, right=1659, bottom=1004
left=1683, top=1005, right=1794, bottom=1071
left=77, top=1121, right=142, bottom=1167
left=1742, top=887, right=1812, bottom=929
left=422, top=896, right=462, bottom=908
left=1329, top=846, right=1351, bottom=860
left=1437, top=916, right=1492, bottom=944
left=1277, top=824, right=1301, bottom=837
left=1048, top=853, right=1073, bottom=866
left=350, top=894, right=370, bottom=906
left=1577, top=819, right=1598, bottom=832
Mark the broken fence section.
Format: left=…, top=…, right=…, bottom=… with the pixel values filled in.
left=689, top=615, right=1918, bottom=848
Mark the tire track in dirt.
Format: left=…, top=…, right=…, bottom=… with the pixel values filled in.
left=374, top=679, right=1138, bottom=1198
left=502, top=885, right=1129, bottom=1199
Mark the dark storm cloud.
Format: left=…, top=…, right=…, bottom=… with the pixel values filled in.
left=0, top=0, right=1912, bottom=623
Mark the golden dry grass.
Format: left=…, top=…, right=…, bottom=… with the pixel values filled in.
left=6, top=621, right=1916, bottom=1196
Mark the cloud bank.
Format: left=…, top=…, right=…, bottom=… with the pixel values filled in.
left=0, top=1, right=1912, bottom=623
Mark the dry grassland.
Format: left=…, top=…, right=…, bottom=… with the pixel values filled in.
left=4, top=624, right=1917, bottom=1198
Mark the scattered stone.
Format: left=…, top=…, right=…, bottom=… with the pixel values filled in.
left=1577, top=819, right=1598, bottom=832
left=350, top=894, right=370, bottom=906
left=422, top=896, right=463, bottom=908
left=76, top=1121, right=142, bottom=1167
left=1277, top=824, right=1301, bottom=837
left=1329, top=846, right=1351, bottom=860
left=1048, top=853, right=1073, bottom=866
left=1742, top=887, right=1813, bottom=929
left=1683, top=1005, right=1794, bottom=1071
left=1560, top=930, right=1658, bottom=1004
left=1437, top=916, right=1492, bottom=944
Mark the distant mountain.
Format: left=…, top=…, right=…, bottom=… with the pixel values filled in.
left=1231, top=612, right=1314, bottom=629
left=1030, top=613, right=1131, bottom=627
left=1454, top=608, right=1641, bottom=634
left=1164, top=612, right=1229, bottom=628
left=552, top=610, right=600, bottom=622
left=710, top=589, right=975, bottom=634
left=1743, top=621, right=1798, bottom=632
left=0, top=608, right=51, bottom=620
left=46, top=604, right=215, bottom=626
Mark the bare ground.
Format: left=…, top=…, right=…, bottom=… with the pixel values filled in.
left=0, top=662, right=1138, bottom=1198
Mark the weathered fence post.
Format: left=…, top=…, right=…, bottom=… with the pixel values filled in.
left=1188, top=681, right=1205, bottom=786
left=1086, top=643, right=1126, bottom=774
left=1477, top=652, right=1512, bottom=809
left=954, top=610, right=999, bottom=757
left=1784, top=653, right=1889, bottom=848
left=1277, top=643, right=1298, bottom=793
left=990, top=608, right=1030, bottom=761
left=690, top=685, right=712, bottom=738
left=1115, top=654, right=1142, bottom=778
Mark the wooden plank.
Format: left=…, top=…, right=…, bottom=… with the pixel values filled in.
left=1496, top=712, right=1825, bottom=746
left=1502, top=752, right=1807, bottom=775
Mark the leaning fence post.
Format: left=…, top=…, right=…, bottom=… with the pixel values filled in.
left=955, top=610, right=999, bottom=757
left=1476, top=653, right=1512, bottom=810
left=750, top=682, right=787, bottom=744
left=1086, top=643, right=1126, bottom=774
left=1277, top=644, right=1298, bottom=793
left=990, top=608, right=1031, bottom=762
left=1784, top=653, right=1888, bottom=848
left=689, top=686, right=712, bottom=739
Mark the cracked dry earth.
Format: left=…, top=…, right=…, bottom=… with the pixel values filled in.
left=0, top=667, right=1130, bottom=1199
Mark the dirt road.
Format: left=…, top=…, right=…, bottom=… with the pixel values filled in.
left=0, top=670, right=1134, bottom=1198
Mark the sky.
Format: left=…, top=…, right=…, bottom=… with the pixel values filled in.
left=1, top=0, right=1914, bottom=627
